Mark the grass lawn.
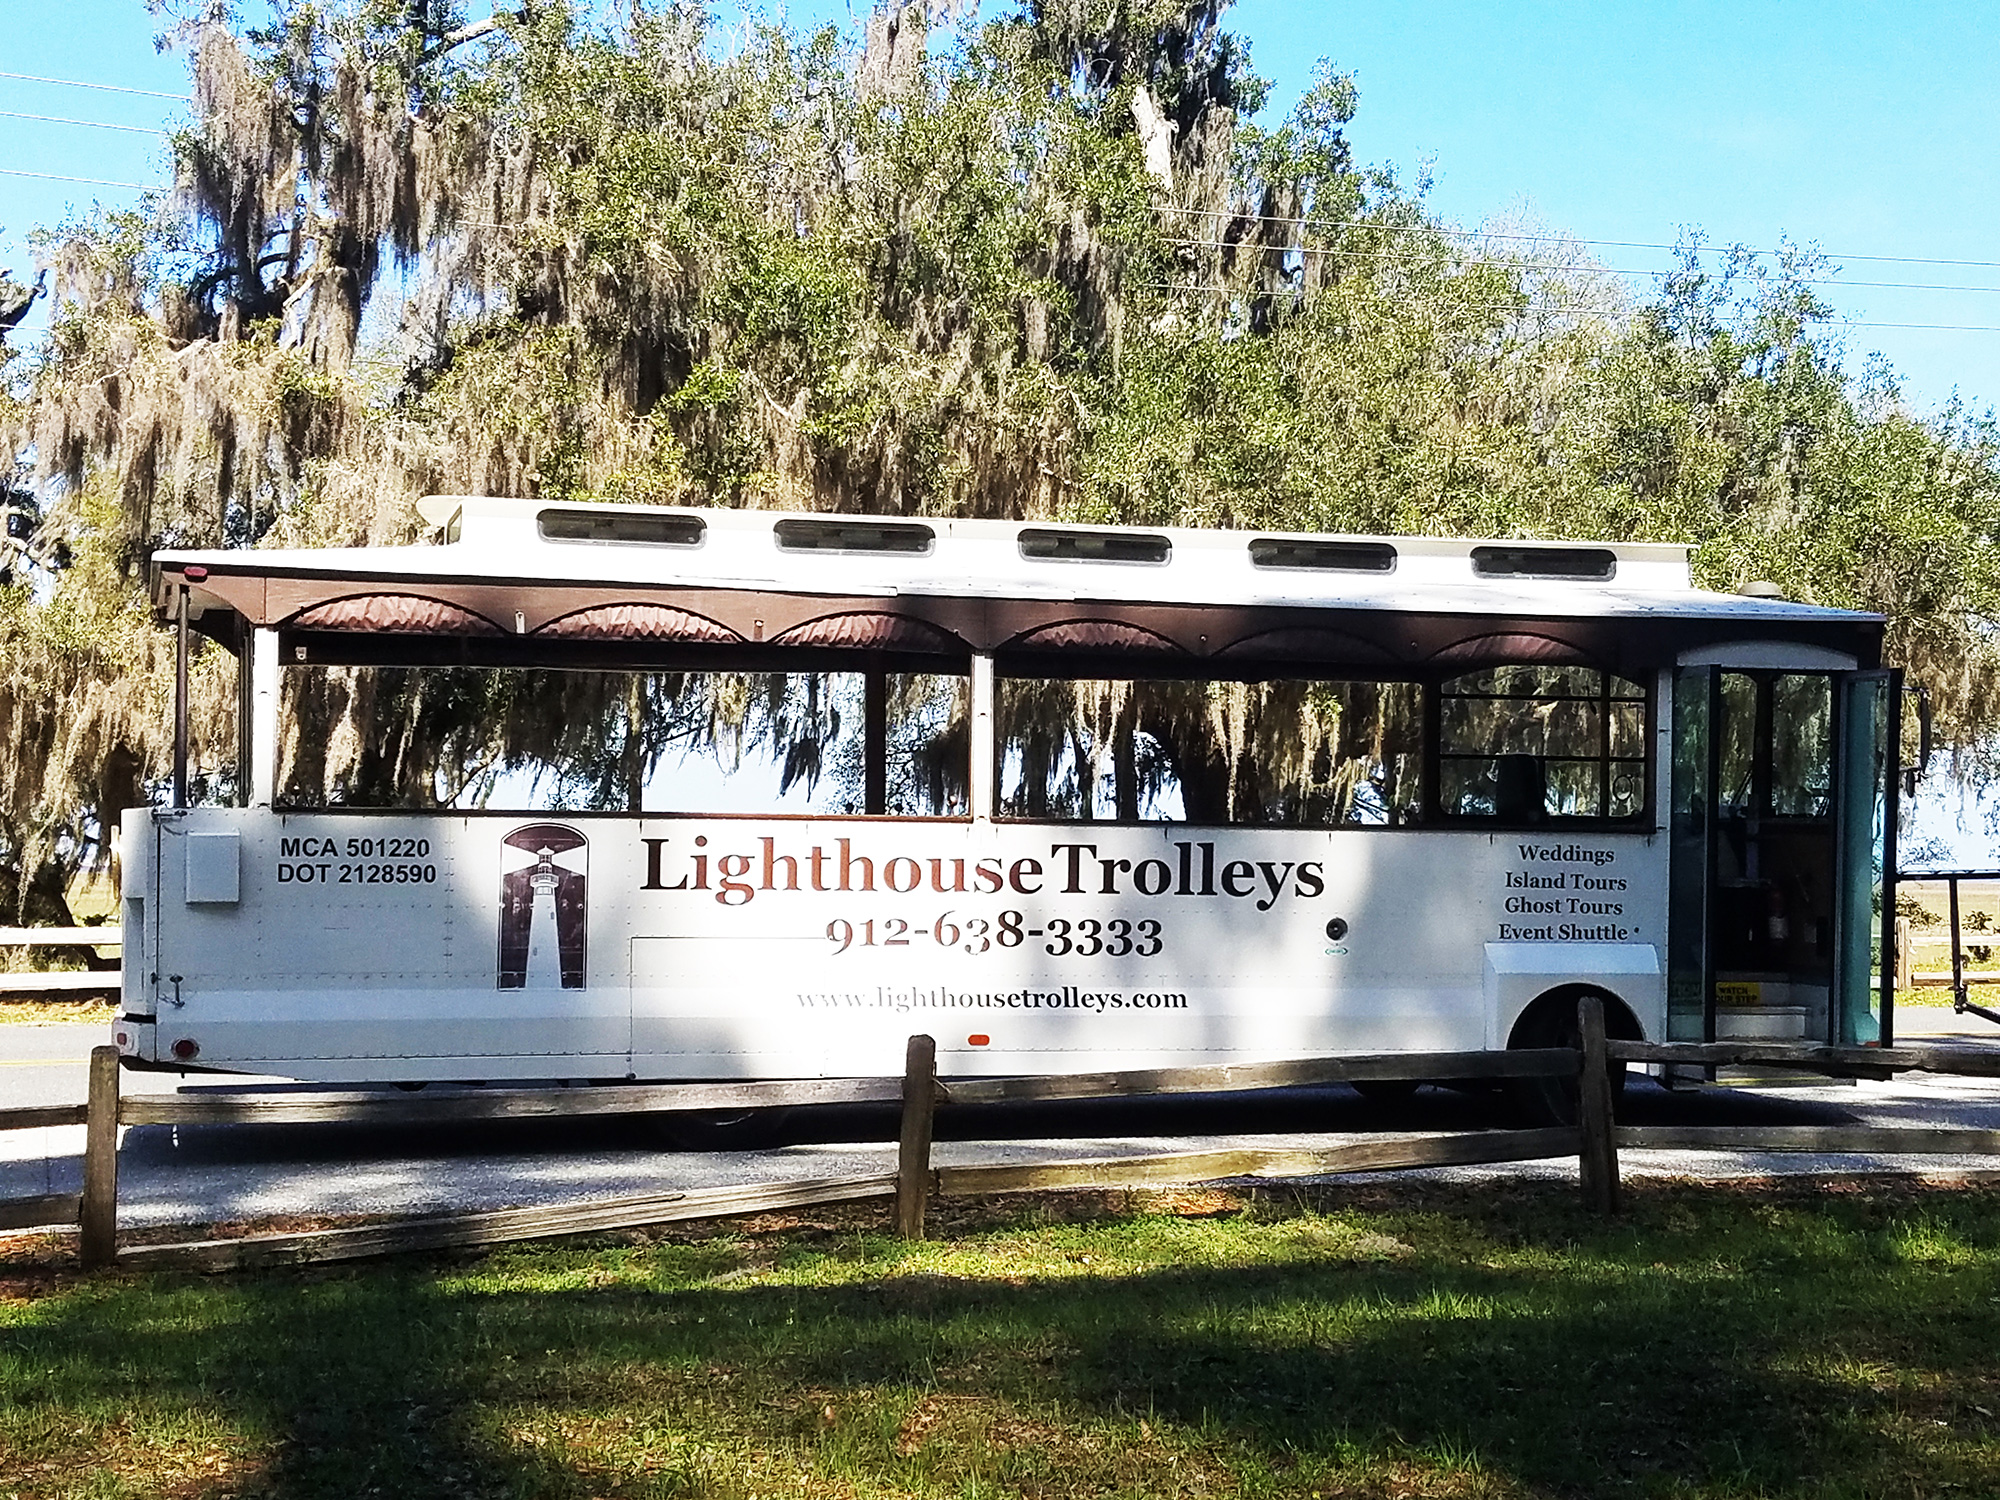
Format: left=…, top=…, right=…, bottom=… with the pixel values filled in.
left=3, top=1181, right=1999, bottom=1498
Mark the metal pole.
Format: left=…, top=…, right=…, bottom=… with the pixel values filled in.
left=1951, top=876, right=1967, bottom=1015
left=235, top=617, right=254, bottom=807
left=172, top=584, right=189, bottom=809
left=864, top=665, right=888, bottom=816
left=250, top=627, right=280, bottom=808
left=968, top=653, right=995, bottom=822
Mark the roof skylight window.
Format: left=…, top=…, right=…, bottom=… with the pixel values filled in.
left=1471, top=545, right=1617, bottom=582
left=1249, top=538, right=1397, bottom=573
left=538, top=509, right=706, bottom=546
left=774, top=518, right=935, bottom=554
left=1019, top=528, right=1171, bottom=564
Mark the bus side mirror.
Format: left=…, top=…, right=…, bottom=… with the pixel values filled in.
left=1903, top=684, right=1932, bottom=797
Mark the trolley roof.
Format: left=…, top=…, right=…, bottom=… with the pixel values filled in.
left=151, top=497, right=1884, bottom=676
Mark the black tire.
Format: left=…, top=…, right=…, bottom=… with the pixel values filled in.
left=655, top=1107, right=797, bottom=1152
left=1352, top=1079, right=1421, bottom=1103
left=1506, top=985, right=1633, bottom=1127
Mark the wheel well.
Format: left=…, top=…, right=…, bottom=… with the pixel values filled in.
left=1506, top=983, right=1643, bottom=1049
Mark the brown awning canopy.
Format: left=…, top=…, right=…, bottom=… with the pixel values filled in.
left=160, top=558, right=1881, bottom=678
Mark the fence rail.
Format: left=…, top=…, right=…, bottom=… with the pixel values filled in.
left=0, top=972, right=120, bottom=994
left=1616, top=1125, right=2000, bottom=1154
left=0, top=1193, right=82, bottom=1233
left=0, top=926, right=121, bottom=996
left=1607, top=1038, right=2000, bottom=1077
left=119, top=1076, right=906, bottom=1127
left=115, top=1176, right=902, bottom=1274
left=0, top=927, right=121, bottom=946
left=112, top=1047, right=1581, bottom=1130
left=4, top=1014, right=2000, bottom=1272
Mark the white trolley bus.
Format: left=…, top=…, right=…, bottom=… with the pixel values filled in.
left=116, top=500, right=1902, bottom=1111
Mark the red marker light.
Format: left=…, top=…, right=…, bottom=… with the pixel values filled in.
left=968, top=1034, right=990, bottom=1047
left=182, top=565, right=208, bottom=582
left=171, top=1038, right=200, bottom=1061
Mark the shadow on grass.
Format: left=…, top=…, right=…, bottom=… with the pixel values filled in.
left=5, top=1183, right=2000, bottom=1497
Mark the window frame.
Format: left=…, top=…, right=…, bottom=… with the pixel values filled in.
left=989, top=667, right=1430, bottom=828
left=1424, top=664, right=1654, bottom=830
left=272, top=654, right=1660, bottom=831
left=1716, top=668, right=1838, bottom=824
left=987, top=662, right=1648, bottom=832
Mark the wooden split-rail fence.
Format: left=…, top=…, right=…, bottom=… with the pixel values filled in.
left=5, top=998, right=2000, bottom=1273
left=0, top=927, right=121, bottom=995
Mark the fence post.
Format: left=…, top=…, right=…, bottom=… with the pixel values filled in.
left=80, top=1045, right=120, bottom=1269
left=1576, top=996, right=1620, bottom=1216
left=895, top=1034, right=938, bottom=1240
left=1895, top=916, right=1912, bottom=992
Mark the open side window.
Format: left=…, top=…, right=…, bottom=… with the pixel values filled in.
left=1433, top=665, right=1648, bottom=825
left=993, top=675, right=1423, bottom=826
left=275, top=666, right=969, bottom=817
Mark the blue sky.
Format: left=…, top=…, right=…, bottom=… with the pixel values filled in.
left=4, top=0, right=1999, bottom=414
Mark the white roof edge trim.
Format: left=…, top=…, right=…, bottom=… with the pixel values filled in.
left=414, top=494, right=1695, bottom=569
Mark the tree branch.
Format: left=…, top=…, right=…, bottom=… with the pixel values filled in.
left=422, top=10, right=529, bottom=63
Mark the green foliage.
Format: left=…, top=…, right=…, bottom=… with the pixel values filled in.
left=3, top=0, right=2000, bottom=867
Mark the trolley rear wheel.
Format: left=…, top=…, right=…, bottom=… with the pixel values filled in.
left=1351, top=1079, right=1421, bottom=1103
left=1506, top=985, right=1637, bottom=1127
left=654, top=1107, right=797, bottom=1152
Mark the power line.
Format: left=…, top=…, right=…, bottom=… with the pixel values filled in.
left=1128, top=281, right=2000, bottom=333
left=1, top=87, right=1992, bottom=296
left=1153, top=236, right=2000, bottom=297
left=0, top=67, right=1993, bottom=278
left=0, top=70, right=187, bottom=102
left=0, top=110, right=167, bottom=135
left=1135, top=281, right=1632, bottom=314
left=0, top=168, right=154, bottom=190
left=1154, top=204, right=2000, bottom=274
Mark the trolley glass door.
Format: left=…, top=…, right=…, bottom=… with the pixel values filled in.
left=1669, top=665, right=1896, bottom=1044
left=1834, top=671, right=1899, bottom=1045
left=1666, top=668, right=1717, bottom=1041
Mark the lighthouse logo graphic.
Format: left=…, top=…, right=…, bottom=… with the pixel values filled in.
left=497, top=823, right=587, bottom=989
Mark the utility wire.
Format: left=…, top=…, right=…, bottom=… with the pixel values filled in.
left=0, top=110, right=168, bottom=135
left=1129, top=282, right=2000, bottom=333
left=1152, top=236, right=2000, bottom=297
left=0, top=70, right=188, bottom=101
left=3, top=81, right=1994, bottom=290
left=1155, top=204, right=2000, bottom=273
left=0, top=68, right=1992, bottom=275
left=0, top=168, right=154, bottom=189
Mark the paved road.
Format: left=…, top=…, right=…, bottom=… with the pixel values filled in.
left=5, top=1013, right=2000, bottom=1233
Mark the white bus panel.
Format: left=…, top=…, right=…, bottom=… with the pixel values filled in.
left=120, top=808, right=1665, bottom=1082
